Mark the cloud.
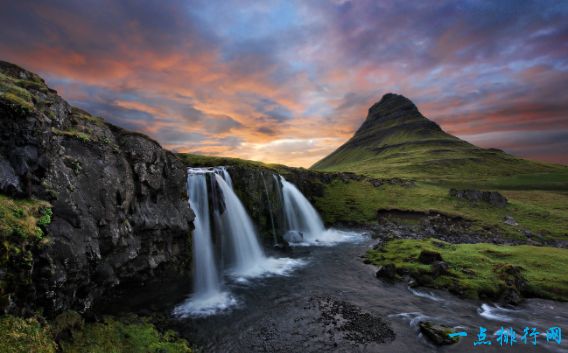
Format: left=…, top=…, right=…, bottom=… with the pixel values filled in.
left=0, top=0, right=566, bottom=166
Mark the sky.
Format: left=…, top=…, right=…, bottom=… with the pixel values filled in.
left=1, top=0, right=567, bottom=167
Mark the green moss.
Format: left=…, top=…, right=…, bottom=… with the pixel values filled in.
left=366, top=239, right=568, bottom=301
left=16, top=79, right=49, bottom=93
left=0, top=315, right=57, bottom=353
left=71, top=107, right=105, bottom=126
left=51, top=128, right=92, bottom=143
left=0, top=73, right=35, bottom=114
left=0, top=195, right=51, bottom=309
left=37, top=208, right=53, bottom=226
left=0, top=92, right=34, bottom=113
left=60, top=317, right=192, bottom=353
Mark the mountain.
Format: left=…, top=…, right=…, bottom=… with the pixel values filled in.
left=311, top=93, right=561, bottom=181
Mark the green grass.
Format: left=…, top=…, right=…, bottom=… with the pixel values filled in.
left=0, top=315, right=56, bottom=353
left=0, top=314, right=193, bottom=353
left=313, top=138, right=563, bottom=183
left=59, top=317, right=192, bottom=353
left=71, top=107, right=105, bottom=126
left=314, top=179, right=568, bottom=241
left=178, top=153, right=287, bottom=171
left=51, top=127, right=92, bottom=143
left=0, top=73, right=35, bottom=114
left=366, top=239, right=568, bottom=301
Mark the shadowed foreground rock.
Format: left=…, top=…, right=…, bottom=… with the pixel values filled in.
left=0, top=61, right=194, bottom=315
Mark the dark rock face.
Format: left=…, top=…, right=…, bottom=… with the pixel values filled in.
left=449, top=188, right=508, bottom=208
left=0, top=61, right=194, bottom=315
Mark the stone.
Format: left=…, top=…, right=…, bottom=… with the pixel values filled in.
left=283, top=230, right=304, bottom=243
left=503, top=215, right=518, bottom=226
left=273, top=242, right=291, bottom=253
left=0, top=157, right=21, bottom=195
left=419, top=321, right=460, bottom=345
left=449, top=188, right=507, bottom=208
left=431, top=261, right=449, bottom=277
left=418, top=250, right=443, bottom=264
left=375, top=263, right=397, bottom=281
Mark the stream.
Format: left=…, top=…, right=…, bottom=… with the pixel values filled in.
left=103, top=234, right=568, bottom=353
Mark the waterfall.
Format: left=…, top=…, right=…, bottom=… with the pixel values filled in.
left=280, top=176, right=325, bottom=242
left=175, top=167, right=307, bottom=317
left=262, top=173, right=278, bottom=245
left=173, top=168, right=235, bottom=317
left=187, top=170, right=221, bottom=296
left=215, top=174, right=267, bottom=276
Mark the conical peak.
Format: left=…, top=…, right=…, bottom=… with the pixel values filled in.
left=368, top=93, right=418, bottom=116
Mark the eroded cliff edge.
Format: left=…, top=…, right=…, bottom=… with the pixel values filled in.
left=0, top=61, right=194, bottom=315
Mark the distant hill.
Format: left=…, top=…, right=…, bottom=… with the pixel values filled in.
left=311, top=93, right=563, bottom=182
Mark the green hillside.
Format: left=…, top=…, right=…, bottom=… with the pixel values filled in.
left=311, top=94, right=566, bottom=184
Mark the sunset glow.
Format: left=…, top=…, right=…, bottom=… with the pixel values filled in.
left=1, top=1, right=567, bottom=166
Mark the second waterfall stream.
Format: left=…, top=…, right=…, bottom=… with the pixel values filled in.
left=174, top=167, right=362, bottom=317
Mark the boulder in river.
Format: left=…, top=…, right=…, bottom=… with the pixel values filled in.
left=419, top=321, right=460, bottom=345
left=283, top=230, right=304, bottom=243
left=375, top=263, right=397, bottom=281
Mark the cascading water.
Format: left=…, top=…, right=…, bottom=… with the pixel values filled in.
left=279, top=176, right=363, bottom=245
left=188, top=170, right=221, bottom=295
left=173, top=168, right=236, bottom=317
left=280, top=176, right=325, bottom=242
left=175, top=167, right=304, bottom=317
left=215, top=174, right=267, bottom=277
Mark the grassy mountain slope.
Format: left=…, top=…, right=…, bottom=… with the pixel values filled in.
left=311, top=93, right=566, bottom=184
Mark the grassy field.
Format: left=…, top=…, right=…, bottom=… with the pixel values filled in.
left=366, top=239, right=568, bottom=302
left=313, top=179, right=568, bottom=241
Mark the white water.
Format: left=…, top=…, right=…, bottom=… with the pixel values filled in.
left=215, top=174, right=266, bottom=275
left=280, top=176, right=325, bottom=241
left=279, top=176, right=363, bottom=245
left=174, top=169, right=235, bottom=317
left=175, top=168, right=307, bottom=317
left=215, top=174, right=304, bottom=279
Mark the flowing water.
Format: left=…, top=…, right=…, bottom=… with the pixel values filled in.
left=280, top=175, right=363, bottom=246
left=280, top=175, right=325, bottom=242
left=175, top=168, right=306, bottom=317
left=173, top=168, right=235, bottom=317
left=165, top=168, right=568, bottom=351
left=104, top=237, right=568, bottom=353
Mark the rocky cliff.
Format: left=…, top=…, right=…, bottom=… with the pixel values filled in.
left=0, top=61, right=194, bottom=316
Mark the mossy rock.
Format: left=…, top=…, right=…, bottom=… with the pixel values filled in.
left=419, top=321, right=460, bottom=345
left=0, top=315, right=57, bottom=353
